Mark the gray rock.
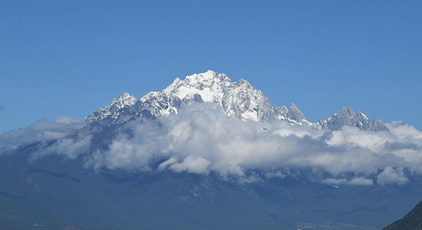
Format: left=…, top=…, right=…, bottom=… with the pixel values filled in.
left=287, top=103, right=306, bottom=122
left=318, top=106, right=389, bottom=132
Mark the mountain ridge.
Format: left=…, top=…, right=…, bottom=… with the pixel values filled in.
left=318, top=105, right=389, bottom=132
left=84, top=70, right=388, bottom=132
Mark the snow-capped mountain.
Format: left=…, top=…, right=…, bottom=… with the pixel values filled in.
left=85, top=70, right=307, bottom=125
left=85, top=92, right=137, bottom=123
left=84, top=70, right=387, bottom=132
left=318, top=106, right=389, bottom=132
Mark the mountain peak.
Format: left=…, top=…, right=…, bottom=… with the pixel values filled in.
left=83, top=71, right=386, bottom=132
left=337, top=106, right=358, bottom=118
left=318, top=106, right=389, bottom=132
left=287, top=103, right=306, bottom=122
left=85, top=71, right=304, bottom=124
left=122, top=92, right=130, bottom=98
left=289, top=103, right=299, bottom=110
left=184, top=70, right=231, bottom=84
left=340, top=105, right=353, bottom=112
left=112, top=92, right=137, bottom=106
left=162, top=71, right=231, bottom=104
left=84, top=92, right=137, bottom=123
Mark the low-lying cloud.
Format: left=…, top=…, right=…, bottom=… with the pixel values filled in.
left=83, top=103, right=422, bottom=185
left=0, top=116, right=85, bottom=147
left=3, top=103, right=422, bottom=186
left=322, top=177, right=374, bottom=186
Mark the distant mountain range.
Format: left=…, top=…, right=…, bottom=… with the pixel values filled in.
left=85, top=70, right=388, bottom=132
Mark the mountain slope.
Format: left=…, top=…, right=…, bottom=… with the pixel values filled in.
left=383, top=200, right=422, bottom=230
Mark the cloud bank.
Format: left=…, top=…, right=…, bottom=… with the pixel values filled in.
left=2, top=103, right=422, bottom=185
left=83, top=103, right=422, bottom=185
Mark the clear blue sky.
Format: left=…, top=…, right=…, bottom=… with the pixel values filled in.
left=1, top=0, right=421, bottom=133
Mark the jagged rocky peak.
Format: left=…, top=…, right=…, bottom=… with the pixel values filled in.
left=222, top=78, right=273, bottom=121
left=84, top=92, right=137, bottom=123
left=287, top=103, right=306, bottom=122
left=83, top=71, right=308, bottom=126
left=163, top=70, right=231, bottom=103
left=318, top=106, right=389, bottom=132
left=82, top=71, right=390, bottom=133
left=161, top=71, right=280, bottom=122
left=116, top=92, right=138, bottom=106
left=107, top=92, right=137, bottom=108
left=337, top=106, right=367, bottom=120
left=185, top=70, right=231, bottom=85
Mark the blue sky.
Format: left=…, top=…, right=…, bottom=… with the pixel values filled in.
left=1, top=0, right=421, bottom=133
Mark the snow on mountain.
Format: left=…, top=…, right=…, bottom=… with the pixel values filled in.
left=318, top=106, right=389, bottom=132
left=286, top=103, right=306, bottom=124
left=84, top=71, right=387, bottom=132
left=160, top=70, right=286, bottom=122
left=85, top=92, right=137, bottom=123
left=162, top=70, right=231, bottom=103
left=85, top=71, right=308, bottom=126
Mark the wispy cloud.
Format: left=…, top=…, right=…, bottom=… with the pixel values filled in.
left=322, top=177, right=374, bottom=186
left=0, top=116, right=85, bottom=147
left=30, top=134, right=92, bottom=161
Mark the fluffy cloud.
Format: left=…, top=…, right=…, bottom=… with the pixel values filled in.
left=377, top=166, right=410, bottom=185
left=5, top=103, right=422, bottom=185
left=168, top=156, right=211, bottom=174
left=80, top=103, right=422, bottom=185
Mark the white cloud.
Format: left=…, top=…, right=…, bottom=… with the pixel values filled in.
left=81, top=104, right=410, bottom=181
left=31, top=134, right=92, bottom=160
left=264, top=171, right=286, bottom=179
left=377, top=166, right=409, bottom=185
left=168, top=156, right=210, bottom=174
left=80, top=104, right=421, bottom=184
left=6, top=103, right=422, bottom=186
left=322, top=177, right=373, bottom=186
left=326, top=126, right=392, bottom=152
left=158, top=157, right=178, bottom=171
left=0, top=116, right=85, bottom=147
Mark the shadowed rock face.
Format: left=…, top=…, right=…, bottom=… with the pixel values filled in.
left=383, top=200, right=422, bottom=230
left=318, top=106, right=389, bottom=132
